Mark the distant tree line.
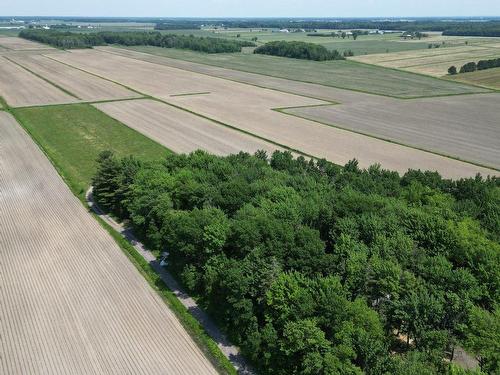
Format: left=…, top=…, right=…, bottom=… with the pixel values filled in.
left=448, top=57, right=500, bottom=75
left=19, top=29, right=255, bottom=53
left=254, top=41, right=344, bottom=61
left=93, top=149, right=500, bottom=375
left=153, top=19, right=500, bottom=36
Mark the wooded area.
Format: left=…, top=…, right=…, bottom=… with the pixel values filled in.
left=254, top=41, right=344, bottom=61
left=93, top=150, right=499, bottom=375
left=19, top=29, right=255, bottom=52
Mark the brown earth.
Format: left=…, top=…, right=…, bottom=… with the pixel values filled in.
left=8, top=54, right=141, bottom=101
left=0, top=111, right=218, bottom=374
left=94, top=99, right=282, bottom=155
left=0, top=56, right=78, bottom=107
left=0, top=37, right=55, bottom=51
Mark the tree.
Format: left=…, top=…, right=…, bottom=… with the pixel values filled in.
left=448, top=66, right=457, bottom=75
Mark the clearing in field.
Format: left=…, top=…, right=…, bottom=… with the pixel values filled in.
left=448, top=67, right=500, bottom=90
left=351, top=43, right=500, bottom=77
left=0, top=56, right=78, bottom=107
left=46, top=49, right=498, bottom=178
left=0, top=111, right=217, bottom=375
left=116, top=45, right=487, bottom=98
left=0, top=36, right=54, bottom=50
left=8, top=54, right=141, bottom=101
left=94, top=99, right=282, bottom=155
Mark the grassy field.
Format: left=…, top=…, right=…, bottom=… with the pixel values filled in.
left=12, top=103, right=170, bottom=197
left=448, top=67, right=500, bottom=90
left=124, top=45, right=486, bottom=97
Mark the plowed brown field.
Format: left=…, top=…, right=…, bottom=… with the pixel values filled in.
left=0, top=56, right=78, bottom=107
left=94, top=99, right=281, bottom=155
left=8, top=54, right=140, bottom=101
left=0, top=111, right=218, bottom=375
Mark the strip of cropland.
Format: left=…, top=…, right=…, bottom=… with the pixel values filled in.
left=0, top=56, right=79, bottom=107
left=94, top=99, right=282, bottom=155
left=8, top=54, right=141, bottom=101
left=0, top=36, right=54, bottom=50
left=351, top=43, right=500, bottom=77
left=114, top=45, right=487, bottom=97
left=0, top=111, right=218, bottom=374
left=47, top=49, right=497, bottom=178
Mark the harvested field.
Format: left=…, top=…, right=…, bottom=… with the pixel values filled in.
left=94, top=99, right=281, bottom=155
left=351, top=44, right=500, bottom=77
left=286, top=93, right=500, bottom=170
left=47, top=49, right=498, bottom=178
left=8, top=54, right=140, bottom=101
left=0, top=56, right=78, bottom=107
left=0, top=36, right=54, bottom=50
left=448, top=67, right=500, bottom=90
left=0, top=111, right=218, bottom=374
left=113, top=45, right=487, bottom=98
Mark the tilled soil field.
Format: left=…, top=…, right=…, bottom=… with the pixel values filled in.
left=286, top=93, right=500, bottom=170
left=48, top=49, right=498, bottom=178
left=94, top=99, right=282, bottom=155
left=0, top=111, right=218, bottom=375
left=0, top=37, right=54, bottom=51
left=0, top=56, right=78, bottom=107
left=8, top=54, right=141, bottom=101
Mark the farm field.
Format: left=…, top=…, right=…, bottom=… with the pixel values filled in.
left=46, top=49, right=497, bottom=178
left=351, top=43, right=500, bottom=77
left=94, top=99, right=282, bottom=155
left=285, top=93, right=500, bottom=170
left=97, top=46, right=500, bottom=170
left=448, top=66, right=500, bottom=90
left=0, top=55, right=79, bottom=107
left=0, top=111, right=217, bottom=375
left=12, top=104, right=170, bottom=197
left=120, top=45, right=487, bottom=97
left=8, top=54, right=141, bottom=101
left=0, top=36, right=54, bottom=50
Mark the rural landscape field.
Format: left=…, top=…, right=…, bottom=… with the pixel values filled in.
left=0, top=9, right=499, bottom=375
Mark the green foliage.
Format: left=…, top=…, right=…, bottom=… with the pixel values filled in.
left=19, top=29, right=255, bottom=52
left=92, top=149, right=499, bottom=374
left=254, top=40, right=344, bottom=61
left=448, top=66, right=458, bottom=75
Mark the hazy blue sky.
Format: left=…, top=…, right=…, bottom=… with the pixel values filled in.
left=3, top=0, right=499, bottom=18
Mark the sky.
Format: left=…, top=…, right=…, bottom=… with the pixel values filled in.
left=2, top=0, right=500, bottom=18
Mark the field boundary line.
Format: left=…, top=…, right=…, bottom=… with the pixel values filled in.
left=3, top=55, right=82, bottom=99
left=276, top=107, right=500, bottom=173
left=115, top=46, right=489, bottom=99
left=170, top=91, right=211, bottom=97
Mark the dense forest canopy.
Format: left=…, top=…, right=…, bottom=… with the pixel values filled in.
left=93, top=150, right=500, bottom=375
left=19, top=29, right=255, bottom=52
left=254, top=41, right=344, bottom=61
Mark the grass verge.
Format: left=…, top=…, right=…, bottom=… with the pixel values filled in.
left=11, top=103, right=170, bottom=199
